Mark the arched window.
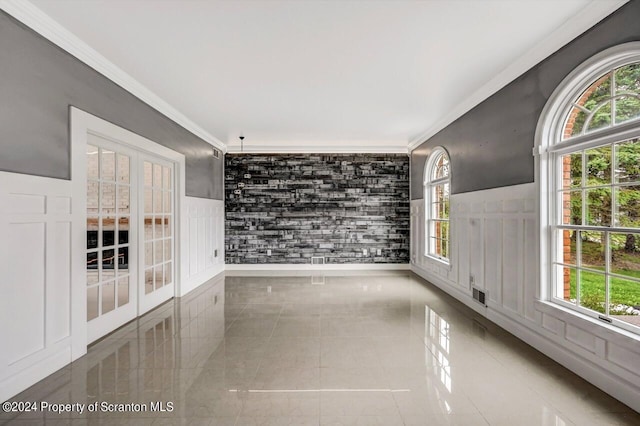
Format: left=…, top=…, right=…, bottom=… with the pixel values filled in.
left=424, top=147, right=450, bottom=263
left=538, top=43, right=640, bottom=334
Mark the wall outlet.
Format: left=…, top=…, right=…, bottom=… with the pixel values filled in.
left=267, top=249, right=271, bottom=256
left=363, top=249, right=368, bottom=256
left=470, top=274, right=475, bottom=285
left=376, top=248, right=382, bottom=256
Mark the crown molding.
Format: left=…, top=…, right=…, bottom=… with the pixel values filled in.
left=226, top=143, right=409, bottom=154
left=0, top=0, right=227, bottom=153
left=407, top=0, right=628, bottom=152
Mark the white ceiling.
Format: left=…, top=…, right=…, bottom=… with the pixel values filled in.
left=24, top=0, right=626, bottom=152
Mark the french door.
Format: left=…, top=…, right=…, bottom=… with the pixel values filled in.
left=86, top=135, right=138, bottom=342
left=139, top=155, right=175, bottom=315
left=86, top=136, right=175, bottom=342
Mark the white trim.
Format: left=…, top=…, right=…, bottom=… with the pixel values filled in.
left=0, top=0, right=226, bottom=153
left=423, top=147, right=450, bottom=261
left=226, top=144, right=408, bottom=154
left=225, top=264, right=410, bottom=271
left=408, top=0, right=628, bottom=151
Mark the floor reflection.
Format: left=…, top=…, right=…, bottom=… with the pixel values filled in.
left=2, top=271, right=639, bottom=425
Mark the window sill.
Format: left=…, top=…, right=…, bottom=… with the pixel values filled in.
left=534, top=299, right=640, bottom=348
left=425, top=254, right=452, bottom=270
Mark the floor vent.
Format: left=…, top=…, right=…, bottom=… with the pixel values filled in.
left=311, top=256, right=325, bottom=265
left=472, top=287, right=487, bottom=306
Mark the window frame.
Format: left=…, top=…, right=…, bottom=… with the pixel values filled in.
left=424, top=147, right=451, bottom=264
left=537, top=42, right=640, bottom=335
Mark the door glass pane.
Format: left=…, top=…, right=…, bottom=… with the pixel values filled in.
left=163, top=167, right=170, bottom=189
left=164, top=192, right=171, bottom=213
left=101, top=149, right=116, bottom=181
left=145, top=269, right=153, bottom=294
left=87, top=252, right=99, bottom=285
left=154, top=190, right=162, bottom=213
left=117, top=247, right=129, bottom=272
left=102, top=217, right=116, bottom=247
left=164, top=217, right=171, bottom=237
left=87, top=181, right=99, bottom=215
left=154, top=241, right=163, bottom=265
left=145, top=242, right=153, bottom=268
left=154, top=265, right=163, bottom=290
left=154, top=217, right=163, bottom=239
left=102, top=281, right=115, bottom=314
left=118, top=185, right=130, bottom=214
left=87, top=286, right=99, bottom=321
left=102, top=249, right=116, bottom=280
left=153, top=164, right=162, bottom=187
left=87, top=145, right=99, bottom=179
left=119, top=217, right=130, bottom=244
left=101, top=183, right=116, bottom=214
left=87, top=217, right=99, bottom=249
left=117, top=154, right=130, bottom=183
left=144, top=161, right=152, bottom=187
left=118, top=277, right=130, bottom=307
left=144, top=216, right=153, bottom=240
left=164, top=262, right=172, bottom=286
left=164, top=239, right=171, bottom=262
left=144, top=189, right=153, bottom=214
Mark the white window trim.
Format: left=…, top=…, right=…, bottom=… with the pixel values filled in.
left=535, top=42, right=640, bottom=335
left=424, top=146, right=451, bottom=264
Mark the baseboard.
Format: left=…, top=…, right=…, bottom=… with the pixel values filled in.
left=224, top=263, right=410, bottom=276
left=410, top=263, right=640, bottom=413
left=179, top=264, right=225, bottom=297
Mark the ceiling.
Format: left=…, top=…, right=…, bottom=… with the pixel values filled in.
left=24, top=0, right=626, bottom=152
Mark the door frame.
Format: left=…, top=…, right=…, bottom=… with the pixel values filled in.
left=70, top=107, right=186, bottom=354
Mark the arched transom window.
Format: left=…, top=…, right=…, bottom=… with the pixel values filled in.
left=424, top=148, right=450, bottom=263
left=541, top=43, right=640, bottom=334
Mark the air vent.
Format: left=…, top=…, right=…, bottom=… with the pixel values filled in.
left=472, top=287, right=487, bottom=306
left=213, top=149, right=220, bottom=159
left=311, top=256, right=325, bottom=265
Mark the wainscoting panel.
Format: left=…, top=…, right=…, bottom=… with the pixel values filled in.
left=411, top=182, right=640, bottom=411
left=180, top=196, right=224, bottom=296
left=0, top=172, right=75, bottom=403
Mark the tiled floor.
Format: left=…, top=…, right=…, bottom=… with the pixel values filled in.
left=2, top=271, right=639, bottom=425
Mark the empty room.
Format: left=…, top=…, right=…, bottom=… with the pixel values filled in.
left=1, top=0, right=640, bottom=425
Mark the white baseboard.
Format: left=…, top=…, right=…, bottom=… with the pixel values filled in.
left=410, top=263, right=640, bottom=413
left=224, top=263, right=410, bottom=276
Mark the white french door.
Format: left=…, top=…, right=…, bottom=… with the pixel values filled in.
left=138, top=155, right=175, bottom=314
left=86, top=137, right=176, bottom=341
left=86, top=134, right=138, bottom=343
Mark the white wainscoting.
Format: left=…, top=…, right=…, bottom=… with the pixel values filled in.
left=179, top=196, right=225, bottom=296
left=0, top=172, right=80, bottom=403
left=410, top=182, right=640, bottom=412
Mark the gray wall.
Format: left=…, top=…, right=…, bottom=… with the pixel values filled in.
left=0, top=11, right=223, bottom=199
left=225, top=154, right=410, bottom=264
left=411, top=1, right=640, bottom=199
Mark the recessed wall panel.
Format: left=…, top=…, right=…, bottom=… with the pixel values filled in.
left=7, top=222, right=46, bottom=363
left=48, top=221, right=71, bottom=343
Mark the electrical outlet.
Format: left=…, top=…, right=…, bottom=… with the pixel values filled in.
left=267, top=249, right=272, bottom=256
left=376, top=248, right=382, bottom=256
left=470, top=274, right=475, bottom=285
left=363, top=249, right=368, bottom=256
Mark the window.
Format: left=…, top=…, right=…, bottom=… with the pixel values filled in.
left=424, top=147, right=450, bottom=262
left=539, top=43, right=640, bottom=334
